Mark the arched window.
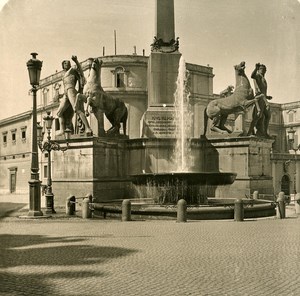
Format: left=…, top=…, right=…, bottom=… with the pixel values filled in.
left=112, top=66, right=127, bottom=88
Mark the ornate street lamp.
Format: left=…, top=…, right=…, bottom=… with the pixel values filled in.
left=26, top=53, right=43, bottom=217
left=287, top=127, right=300, bottom=196
left=38, top=111, right=71, bottom=214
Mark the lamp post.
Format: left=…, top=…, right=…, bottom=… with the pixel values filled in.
left=287, top=127, right=300, bottom=196
left=38, top=111, right=71, bottom=214
left=26, top=53, right=43, bottom=217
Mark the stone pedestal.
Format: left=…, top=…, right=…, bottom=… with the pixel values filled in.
left=142, top=52, right=181, bottom=138
left=202, top=136, right=274, bottom=198
left=127, top=136, right=274, bottom=198
left=52, top=135, right=274, bottom=206
left=52, top=136, right=130, bottom=207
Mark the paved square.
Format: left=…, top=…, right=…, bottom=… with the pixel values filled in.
left=1, top=210, right=300, bottom=296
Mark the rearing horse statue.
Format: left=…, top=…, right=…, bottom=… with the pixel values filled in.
left=83, top=58, right=128, bottom=136
left=202, top=61, right=262, bottom=136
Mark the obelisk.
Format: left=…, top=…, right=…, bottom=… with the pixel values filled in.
left=142, top=0, right=181, bottom=138
left=156, top=0, right=175, bottom=43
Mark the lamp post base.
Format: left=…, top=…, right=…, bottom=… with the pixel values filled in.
left=27, top=178, right=43, bottom=217
left=45, top=192, right=56, bottom=214
left=19, top=212, right=51, bottom=219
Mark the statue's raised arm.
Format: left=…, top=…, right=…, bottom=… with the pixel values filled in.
left=72, top=55, right=86, bottom=93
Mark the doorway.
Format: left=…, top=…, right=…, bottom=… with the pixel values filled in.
left=9, top=167, right=17, bottom=193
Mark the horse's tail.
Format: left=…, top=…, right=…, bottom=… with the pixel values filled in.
left=202, top=107, right=208, bottom=137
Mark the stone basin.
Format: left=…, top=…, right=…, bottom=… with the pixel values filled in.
left=130, top=172, right=237, bottom=205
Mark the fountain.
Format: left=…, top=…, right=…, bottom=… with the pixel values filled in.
left=53, top=0, right=276, bottom=220
left=130, top=56, right=237, bottom=206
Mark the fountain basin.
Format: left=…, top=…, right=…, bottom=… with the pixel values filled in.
left=130, top=172, right=237, bottom=186
left=93, top=198, right=276, bottom=220
left=130, top=172, right=237, bottom=205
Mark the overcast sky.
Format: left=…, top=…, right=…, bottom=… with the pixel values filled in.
left=0, top=0, right=300, bottom=120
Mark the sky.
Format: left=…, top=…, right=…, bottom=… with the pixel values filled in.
left=0, top=0, right=300, bottom=120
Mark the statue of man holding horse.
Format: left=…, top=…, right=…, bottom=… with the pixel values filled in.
left=247, top=63, right=272, bottom=138
left=57, top=55, right=93, bottom=136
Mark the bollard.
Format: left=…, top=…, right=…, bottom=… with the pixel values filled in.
left=295, top=193, right=300, bottom=215
left=66, top=195, right=76, bottom=215
left=253, top=191, right=259, bottom=200
left=276, top=192, right=286, bottom=219
left=122, top=199, right=131, bottom=221
left=234, top=199, right=244, bottom=221
left=86, top=193, right=93, bottom=203
left=177, top=199, right=187, bottom=223
left=82, top=197, right=92, bottom=219
left=86, top=193, right=94, bottom=216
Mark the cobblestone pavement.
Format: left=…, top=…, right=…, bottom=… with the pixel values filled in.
left=0, top=208, right=300, bottom=296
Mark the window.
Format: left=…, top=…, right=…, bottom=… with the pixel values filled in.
left=288, top=111, right=295, bottom=123
left=43, top=88, right=49, bottom=106
left=11, top=129, right=16, bottom=143
left=3, top=132, right=7, bottom=145
left=55, top=118, right=60, bottom=131
left=21, top=126, right=27, bottom=141
left=116, top=72, right=125, bottom=87
left=53, top=83, right=62, bottom=102
left=271, top=135, right=279, bottom=152
left=271, top=112, right=277, bottom=123
left=112, top=66, right=127, bottom=88
left=43, top=165, right=48, bottom=178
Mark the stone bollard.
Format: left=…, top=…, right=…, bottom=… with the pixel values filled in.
left=82, top=197, right=92, bottom=219
left=66, top=195, right=76, bottom=215
left=86, top=193, right=93, bottom=203
left=276, top=192, right=286, bottom=219
left=234, top=199, right=244, bottom=221
left=295, top=193, right=300, bottom=215
left=177, top=199, right=187, bottom=223
left=253, top=191, right=259, bottom=200
left=122, top=199, right=131, bottom=221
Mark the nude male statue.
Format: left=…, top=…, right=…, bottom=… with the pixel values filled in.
left=57, top=55, right=92, bottom=136
left=249, top=63, right=272, bottom=137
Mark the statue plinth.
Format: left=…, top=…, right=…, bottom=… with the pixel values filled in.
left=142, top=51, right=181, bottom=138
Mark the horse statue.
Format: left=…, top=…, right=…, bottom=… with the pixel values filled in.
left=82, top=58, right=128, bottom=136
left=202, top=61, right=263, bottom=136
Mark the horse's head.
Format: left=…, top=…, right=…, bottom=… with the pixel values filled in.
left=234, top=61, right=246, bottom=75
left=91, top=58, right=102, bottom=71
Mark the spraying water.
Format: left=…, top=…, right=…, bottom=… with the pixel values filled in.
left=172, top=56, right=192, bottom=171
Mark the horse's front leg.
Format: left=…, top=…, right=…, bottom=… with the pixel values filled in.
left=85, top=96, right=90, bottom=117
left=93, top=108, right=105, bottom=136
left=85, top=95, right=95, bottom=117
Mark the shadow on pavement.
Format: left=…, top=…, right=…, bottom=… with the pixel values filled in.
left=0, top=234, right=138, bottom=295
left=0, top=203, right=27, bottom=218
